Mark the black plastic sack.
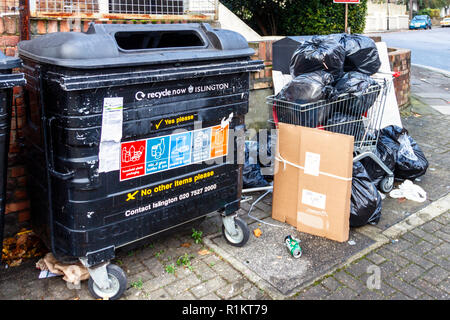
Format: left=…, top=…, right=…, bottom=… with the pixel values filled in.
left=379, top=126, right=428, bottom=180
left=243, top=141, right=269, bottom=188
left=331, top=71, right=381, bottom=116
left=289, top=36, right=345, bottom=79
left=339, top=34, right=381, bottom=75
left=276, top=71, right=335, bottom=127
left=361, top=138, right=397, bottom=187
left=350, top=161, right=382, bottom=227
left=325, top=112, right=364, bottom=142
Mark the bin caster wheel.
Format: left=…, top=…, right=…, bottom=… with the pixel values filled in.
left=379, top=176, right=394, bottom=193
left=88, top=264, right=127, bottom=300
left=222, top=217, right=250, bottom=247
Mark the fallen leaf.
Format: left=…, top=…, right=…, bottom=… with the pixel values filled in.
left=397, top=197, right=406, bottom=203
left=16, top=234, right=28, bottom=247
left=197, top=249, right=210, bottom=256
left=253, top=228, right=262, bottom=238
left=276, top=256, right=282, bottom=259
left=180, top=242, right=191, bottom=248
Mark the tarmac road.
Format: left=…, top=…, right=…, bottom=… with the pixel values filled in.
left=371, top=27, right=450, bottom=72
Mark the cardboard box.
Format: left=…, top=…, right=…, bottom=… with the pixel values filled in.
left=272, top=123, right=354, bottom=242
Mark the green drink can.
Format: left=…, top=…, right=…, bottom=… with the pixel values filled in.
left=284, top=235, right=302, bottom=258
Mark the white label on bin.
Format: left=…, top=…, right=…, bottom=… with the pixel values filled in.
left=301, top=189, right=326, bottom=210
left=99, top=97, right=124, bottom=173
left=304, top=152, right=321, bottom=176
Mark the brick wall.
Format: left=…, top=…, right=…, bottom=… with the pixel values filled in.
left=248, top=40, right=274, bottom=90
left=0, top=15, right=29, bottom=226
left=388, top=47, right=411, bottom=109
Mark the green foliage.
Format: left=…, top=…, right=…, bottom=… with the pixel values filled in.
left=176, top=253, right=195, bottom=271
left=417, top=8, right=441, bottom=18
left=165, top=263, right=176, bottom=274
left=191, top=228, right=203, bottom=244
left=222, top=0, right=368, bottom=36
left=130, top=279, right=143, bottom=289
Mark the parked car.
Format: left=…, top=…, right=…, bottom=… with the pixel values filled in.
left=409, top=15, right=432, bottom=30
left=440, top=17, right=450, bottom=27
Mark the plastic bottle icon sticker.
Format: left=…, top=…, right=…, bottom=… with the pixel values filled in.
left=122, top=145, right=144, bottom=163
left=120, top=140, right=146, bottom=180
left=146, top=136, right=170, bottom=174
left=151, top=138, right=165, bottom=160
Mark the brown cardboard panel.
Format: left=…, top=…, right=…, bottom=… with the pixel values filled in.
left=296, top=127, right=353, bottom=242
left=271, top=123, right=302, bottom=226
left=272, top=123, right=353, bottom=242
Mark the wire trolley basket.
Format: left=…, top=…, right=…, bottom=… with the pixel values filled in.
left=266, top=74, right=397, bottom=192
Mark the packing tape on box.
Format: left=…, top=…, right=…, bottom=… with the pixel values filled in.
left=275, top=152, right=352, bottom=182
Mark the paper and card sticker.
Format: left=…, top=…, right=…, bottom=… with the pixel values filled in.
left=99, top=97, right=124, bottom=173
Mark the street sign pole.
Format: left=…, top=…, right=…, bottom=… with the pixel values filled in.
left=345, top=3, right=348, bottom=33
left=333, top=0, right=360, bottom=34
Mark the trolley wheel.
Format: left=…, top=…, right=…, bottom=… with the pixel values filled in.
left=222, top=217, right=250, bottom=247
left=88, top=264, right=127, bottom=300
left=379, top=176, right=394, bottom=193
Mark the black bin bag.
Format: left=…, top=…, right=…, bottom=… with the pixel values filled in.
left=350, top=161, right=382, bottom=227
left=276, top=71, right=335, bottom=127
left=325, top=112, right=364, bottom=142
left=289, top=36, right=345, bottom=79
left=332, top=71, right=381, bottom=116
left=379, top=126, right=428, bottom=180
left=243, top=141, right=269, bottom=188
left=339, top=34, right=381, bottom=75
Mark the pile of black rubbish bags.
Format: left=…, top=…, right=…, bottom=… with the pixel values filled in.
left=244, top=33, right=428, bottom=228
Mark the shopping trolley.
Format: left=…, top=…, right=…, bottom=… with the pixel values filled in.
left=266, top=73, right=398, bottom=193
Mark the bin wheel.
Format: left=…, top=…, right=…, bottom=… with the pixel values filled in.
left=379, top=176, right=394, bottom=193
left=222, top=217, right=250, bottom=247
left=88, top=264, right=127, bottom=300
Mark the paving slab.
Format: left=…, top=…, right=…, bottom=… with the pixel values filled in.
left=208, top=215, right=375, bottom=296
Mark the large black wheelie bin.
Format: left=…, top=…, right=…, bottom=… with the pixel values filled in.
left=18, top=23, right=263, bottom=299
left=0, top=53, right=25, bottom=262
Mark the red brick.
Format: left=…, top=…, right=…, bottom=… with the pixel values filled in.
left=4, top=17, right=17, bottom=35
left=1, top=35, right=19, bottom=47
left=10, top=166, right=25, bottom=178
left=13, top=86, right=23, bottom=95
left=36, top=20, right=46, bottom=34
left=5, top=200, right=30, bottom=214
left=13, top=189, right=27, bottom=200
left=5, top=47, right=16, bottom=57
left=47, top=20, right=58, bottom=33
left=60, top=20, right=70, bottom=32
left=17, top=176, right=27, bottom=187
left=258, top=42, right=266, bottom=60
left=18, top=210, right=31, bottom=223
left=0, top=18, right=4, bottom=34
left=8, top=143, right=20, bottom=153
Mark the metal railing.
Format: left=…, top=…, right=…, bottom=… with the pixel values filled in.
left=29, top=0, right=218, bottom=20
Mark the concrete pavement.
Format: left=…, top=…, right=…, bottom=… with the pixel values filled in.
left=0, top=65, right=448, bottom=301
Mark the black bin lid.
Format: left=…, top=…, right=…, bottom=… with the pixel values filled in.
left=18, top=23, right=257, bottom=69
left=0, top=51, right=25, bottom=89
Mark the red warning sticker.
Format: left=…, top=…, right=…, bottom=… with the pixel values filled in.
left=120, top=140, right=146, bottom=180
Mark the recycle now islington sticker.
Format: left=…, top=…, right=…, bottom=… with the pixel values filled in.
left=119, top=115, right=231, bottom=181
